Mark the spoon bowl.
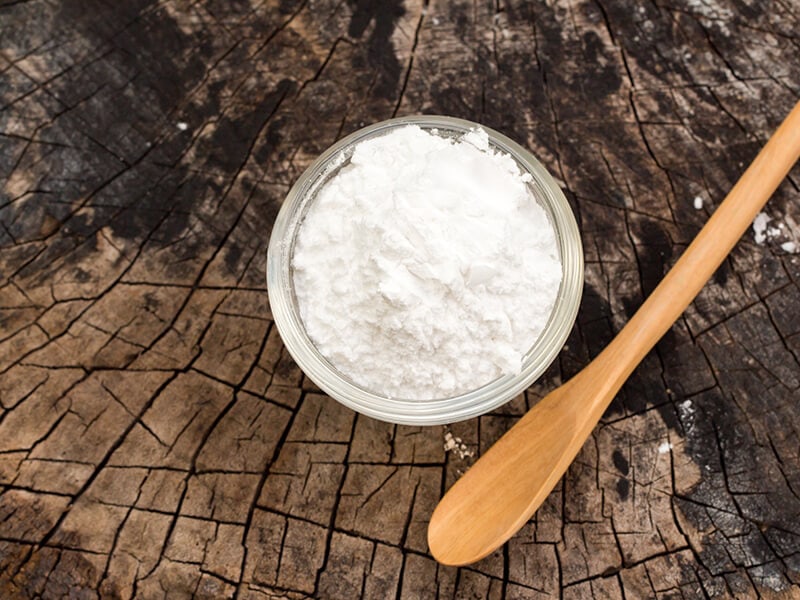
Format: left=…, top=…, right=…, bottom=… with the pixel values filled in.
left=429, top=381, right=578, bottom=564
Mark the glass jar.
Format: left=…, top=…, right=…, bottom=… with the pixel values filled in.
left=267, top=115, right=583, bottom=425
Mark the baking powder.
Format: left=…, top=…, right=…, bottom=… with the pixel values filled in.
left=292, top=125, right=561, bottom=400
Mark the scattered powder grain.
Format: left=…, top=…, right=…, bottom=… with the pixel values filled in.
left=292, top=125, right=562, bottom=399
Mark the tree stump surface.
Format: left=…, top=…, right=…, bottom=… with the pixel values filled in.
left=1, top=1, right=799, bottom=598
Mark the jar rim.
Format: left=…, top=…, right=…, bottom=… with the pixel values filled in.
left=266, top=115, right=583, bottom=425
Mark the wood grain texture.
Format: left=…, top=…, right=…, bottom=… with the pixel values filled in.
left=0, top=0, right=799, bottom=598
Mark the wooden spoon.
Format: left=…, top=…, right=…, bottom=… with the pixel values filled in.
left=428, top=100, right=800, bottom=566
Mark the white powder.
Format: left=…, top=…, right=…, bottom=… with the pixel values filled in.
left=751, top=211, right=799, bottom=248
left=753, top=212, right=771, bottom=244
left=292, top=125, right=562, bottom=400
left=444, top=431, right=475, bottom=459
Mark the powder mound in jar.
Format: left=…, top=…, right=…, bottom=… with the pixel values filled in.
left=292, top=125, right=562, bottom=400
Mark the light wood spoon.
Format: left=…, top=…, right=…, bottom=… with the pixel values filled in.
left=428, top=100, right=800, bottom=566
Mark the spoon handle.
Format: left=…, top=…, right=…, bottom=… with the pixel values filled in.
left=583, top=100, right=800, bottom=417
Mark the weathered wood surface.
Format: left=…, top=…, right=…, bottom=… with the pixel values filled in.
left=0, top=0, right=799, bottom=598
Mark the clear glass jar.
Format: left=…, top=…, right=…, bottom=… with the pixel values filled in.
left=267, top=115, right=583, bottom=425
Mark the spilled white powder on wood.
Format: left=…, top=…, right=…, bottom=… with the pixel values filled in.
left=292, top=125, right=562, bottom=399
left=444, top=431, right=474, bottom=459
left=658, top=441, right=673, bottom=454
left=752, top=212, right=799, bottom=251
left=753, top=212, right=772, bottom=244
left=679, top=399, right=696, bottom=434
